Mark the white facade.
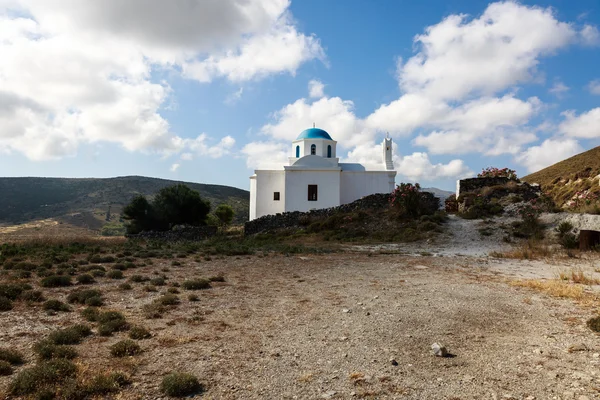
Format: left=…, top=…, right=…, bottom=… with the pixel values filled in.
left=249, top=128, right=397, bottom=220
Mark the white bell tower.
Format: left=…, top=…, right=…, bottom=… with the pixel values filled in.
left=382, top=133, right=394, bottom=170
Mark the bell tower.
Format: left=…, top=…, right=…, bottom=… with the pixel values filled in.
left=382, top=133, right=394, bottom=170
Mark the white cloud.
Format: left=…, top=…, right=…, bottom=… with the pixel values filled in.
left=186, top=134, right=236, bottom=158
left=308, top=79, right=325, bottom=98
left=559, top=108, right=600, bottom=138
left=224, top=87, right=244, bottom=105
left=588, top=80, right=600, bottom=95
left=170, top=163, right=180, bottom=172
left=549, top=80, right=569, bottom=97
left=516, top=138, right=583, bottom=173
left=581, top=24, right=600, bottom=46
left=241, top=141, right=289, bottom=169
left=180, top=153, right=193, bottom=161
left=0, top=0, right=323, bottom=160
left=397, top=153, right=473, bottom=182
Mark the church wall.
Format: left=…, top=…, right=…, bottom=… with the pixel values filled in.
left=249, top=176, right=257, bottom=220
left=284, top=170, right=341, bottom=212
left=340, top=171, right=396, bottom=204
left=252, top=170, right=285, bottom=220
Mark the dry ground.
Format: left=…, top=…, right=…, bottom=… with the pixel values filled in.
left=2, top=250, right=600, bottom=399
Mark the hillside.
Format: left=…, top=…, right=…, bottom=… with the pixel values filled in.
left=522, top=146, right=600, bottom=207
left=0, top=176, right=249, bottom=226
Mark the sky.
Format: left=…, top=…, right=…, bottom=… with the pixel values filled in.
left=0, top=0, right=599, bottom=191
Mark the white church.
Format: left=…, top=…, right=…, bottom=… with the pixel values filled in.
left=249, top=127, right=397, bottom=220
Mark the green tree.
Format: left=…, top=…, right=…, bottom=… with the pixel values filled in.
left=214, top=204, right=234, bottom=227
left=122, top=185, right=211, bottom=234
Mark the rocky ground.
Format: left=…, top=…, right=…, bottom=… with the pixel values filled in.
left=1, top=243, right=600, bottom=399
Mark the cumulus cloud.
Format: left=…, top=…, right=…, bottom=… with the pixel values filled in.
left=581, top=24, right=600, bottom=46
left=308, top=80, right=325, bottom=98
left=186, top=134, right=237, bottom=159
left=588, top=80, right=600, bottom=95
left=241, top=141, right=289, bottom=169
left=549, top=80, right=569, bottom=97
left=170, top=163, right=180, bottom=172
left=0, top=0, right=322, bottom=160
left=559, top=108, right=600, bottom=138
left=397, top=153, right=473, bottom=182
left=516, top=138, right=583, bottom=173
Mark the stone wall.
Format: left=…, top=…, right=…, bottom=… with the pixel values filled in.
left=456, top=177, right=512, bottom=198
left=127, top=225, right=218, bottom=241
left=244, top=193, right=392, bottom=235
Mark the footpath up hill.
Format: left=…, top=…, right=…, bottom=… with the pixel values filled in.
left=522, top=146, right=600, bottom=207
left=0, top=176, right=249, bottom=225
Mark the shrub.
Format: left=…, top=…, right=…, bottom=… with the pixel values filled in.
left=150, top=277, right=166, bottom=286
left=157, top=294, right=180, bottom=306
left=76, top=274, right=95, bottom=284
left=181, top=279, right=211, bottom=290
left=9, top=359, right=77, bottom=396
left=119, top=283, right=133, bottom=290
left=0, top=283, right=28, bottom=300
left=215, top=204, right=235, bottom=227
left=171, top=260, right=182, bottom=266
left=477, top=167, right=518, bottom=180
left=0, top=348, right=24, bottom=365
left=161, top=372, right=203, bottom=397
left=112, top=263, right=127, bottom=271
left=110, top=340, right=141, bottom=357
left=89, top=255, right=116, bottom=264
left=43, top=300, right=71, bottom=312
left=390, top=183, right=439, bottom=219
left=85, top=296, right=103, bottom=306
left=0, top=296, right=12, bottom=311
left=107, top=270, right=124, bottom=279
left=67, top=289, right=103, bottom=305
left=47, top=325, right=91, bottom=345
left=33, top=340, right=78, bottom=360
left=129, top=275, right=147, bottom=283
left=97, top=310, right=125, bottom=324
left=81, top=306, right=100, bottom=322
left=41, top=275, right=72, bottom=288
left=20, top=290, right=44, bottom=302
left=129, top=326, right=151, bottom=340
left=142, top=303, right=165, bottom=319
left=188, top=294, right=199, bottom=302
left=98, top=319, right=129, bottom=336
left=0, top=360, right=12, bottom=376
left=587, top=316, right=600, bottom=332
left=144, top=284, right=158, bottom=292
left=91, top=269, right=106, bottom=277
left=208, top=275, right=225, bottom=282
left=84, top=372, right=130, bottom=395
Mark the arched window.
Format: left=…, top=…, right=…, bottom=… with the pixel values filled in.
left=295, top=145, right=300, bottom=158
left=327, top=145, right=332, bottom=158
left=310, top=144, right=316, bottom=155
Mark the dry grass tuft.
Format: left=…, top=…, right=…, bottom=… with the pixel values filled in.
left=557, top=268, right=600, bottom=285
left=510, top=279, right=598, bottom=304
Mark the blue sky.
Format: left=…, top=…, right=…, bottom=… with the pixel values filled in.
left=0, top=0, right=599, bottom=191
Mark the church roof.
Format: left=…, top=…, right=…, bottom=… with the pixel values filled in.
left=296, top=128, right=332, bottom=140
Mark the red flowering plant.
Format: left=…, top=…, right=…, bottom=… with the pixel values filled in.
left=477, top=167, right=518, bottom=180
left=565, top=190, right=599, bottom=210
left=390, top=183, right=439, bottom=218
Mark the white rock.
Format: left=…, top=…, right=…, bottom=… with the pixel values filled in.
left=342, top=309, right=351, bottom=313
left=431, top=342, right=448, bottom=357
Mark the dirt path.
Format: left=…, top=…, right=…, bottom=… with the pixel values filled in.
left=2, top=253, right=600, bottom=399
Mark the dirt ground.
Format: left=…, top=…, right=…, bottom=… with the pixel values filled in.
left=2, top=248, right=600, bottom=399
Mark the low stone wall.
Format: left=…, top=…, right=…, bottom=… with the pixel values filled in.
left=244, top=193, right=392, bottom=235
left=127, top=225, right=218, bottom=241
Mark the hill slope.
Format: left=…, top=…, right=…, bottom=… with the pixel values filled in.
left=0, top=176, right=249, bottom=225
left=522, top=146, right=600, bottom=207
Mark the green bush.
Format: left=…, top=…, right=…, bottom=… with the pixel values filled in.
left=150, top=277, right=166, bottom=286
left=0, top=283, right=28, bottom=300
left=0, top=360, right=13, bottom=376
left=20, top=290, right=45, bottom=302
left=84, top=372, right=130, bottom=395
left=91, top=269, right=106, bottom=277
left=129, top=326, right=151, bottom=340
left=181, top=279, right=211, bottom=290
left=33, top=340, right=78, bottom=360
left=76, top=274, right=95, bottom=284
left=0, top=348, right=24, bottom=365
left=97, top=310, right=125, bottom=324
left=67, top=289, right=103, bottom=305
left=0, top=296, right=12, bottom=311
left=47, top=325, right=91, bottom=345
left=129, top=275, right=147, bottom=283
left=587, top=316, right=600, bottom=332
left=107, top=270, right=124, bottom=279
left=161, top=372, right=203, bottom=397
left=112, top=263, right=127, bottom=271
left=208, top=275, right=225, bottom=282
left=89, top=255, right=116, bottom=264
left=188, top=294, right=199, bottom=302
left=41, top=275, right=72, bottom=288
left=156, top=294, right=180, bottom=306
left=119, top=283, right=133, bottom=290
left=43, top=300, right=71, bottom=312
left=98, top=319, right=129, bottom=336
left=142, top=303, right=165, bottom=319
left=110, top=340, right=141, bottom=357
left=9, top=359, right=77, bottom=396
left=81, top=306, right=100, bottom=322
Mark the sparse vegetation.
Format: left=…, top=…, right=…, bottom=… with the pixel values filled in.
left=161, top=372, right=203, bottom=397
left=76, top=273, right=95, bottom=284
left=43, top=299, right=71, bottom=312
left=110, top=340, right=142, bottom=357
left=0, top=348, right=25, bottom=365
left=0, top=360, right=13, bottom=376
left=182, top=279, right=211, bottom=290
left=129, top=326, right=151, bottom=340
left=48, top=325, right=91, bottom=345
left=107, top=270, right=124, bottom=279
left=67, top=289, right=104, bottom=306
left=587, top=316, right=600, bottom=332
left=0, top=296, right=12, bottom=311
left=33, top=340, right=78, bottom=360
left=9, top=359, right=77, bottom=396
left=41, top=275, right=72, bottom=287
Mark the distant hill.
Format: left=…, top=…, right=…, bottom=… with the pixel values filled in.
left=0, top=176, right=249, bottom=226
left=422, top=187, right=454, bottom=202
left=522, top=146, right=600, bottom=207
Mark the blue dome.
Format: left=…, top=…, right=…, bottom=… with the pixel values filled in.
left=296, top=128, right=332, bottom=140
